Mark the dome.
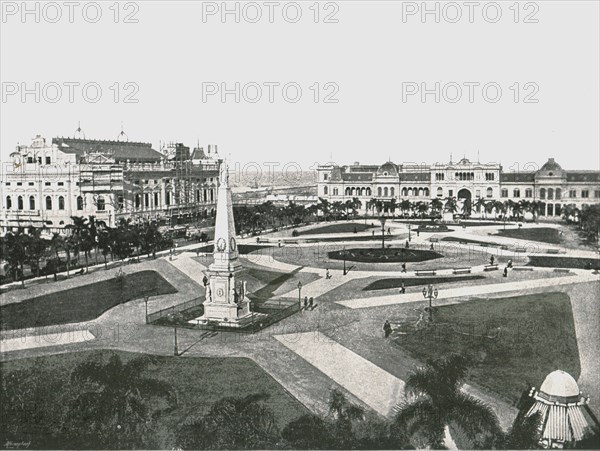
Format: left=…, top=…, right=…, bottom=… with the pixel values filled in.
left=377, top=162, right=398, bottom=176
left=539, top=370, right=579, bottom=399
left=539, top=158, right=563, bottom=172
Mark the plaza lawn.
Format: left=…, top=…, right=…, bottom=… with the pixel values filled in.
left=189, top=244, right=274, bottom=254
left=495, top=227, right=562, bottom=244
left=297, top=223, right=376, bottom=235
left=363, top=275, right=484, bottom=291
left=0, top=271, right=176, bottom=330
left=329, top=247, right=443, bottom=263
left=527, top=256, right=600, bottom=270
left=0, top=350, right=308, bottom=449
left=395, top=292, right=580, bottom=403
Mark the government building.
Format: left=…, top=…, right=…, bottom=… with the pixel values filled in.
left=1, top=131, right=222, bottom=234
left=317, top=157, right=600, bottom=217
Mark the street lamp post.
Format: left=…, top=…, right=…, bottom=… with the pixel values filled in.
left=408, top=223, right=412, bottom=242
left=379, top=217, right=387, bottom=250
left=342, top=246, right=347, bottom=275
left=422, top=284, right=439, bottom=322
left=144, top=296, right=149, bottom=324
left=297, top=281, right=302, bottom=307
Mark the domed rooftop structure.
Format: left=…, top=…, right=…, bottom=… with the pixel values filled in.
left=540, top=157, right=563, bottom=172
left=523, top=369, right=599, bottom=448
left=539, top=370, right=580, bottom=401
left=376, top=161, right=399, bottom=177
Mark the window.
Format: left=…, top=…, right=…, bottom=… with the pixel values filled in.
left=45, top=182, right=51, bottom=186
left=548, top=188, right=554, bottom=200
left=5, top=196, right=12, bottom=209
left=45, top=156, right=51, bottom=164
left=97, top=196, right=105, bottom=211
left=58, top=196, right=65, bottom=210
left=384, top=187, right=388, bottom=197
left=144, top=193, right=149, bottom=207
left=594, top=190, right=600, bottom=198
left=28, top=182, right=34, bottom=186
left=324, top=174, right=328, bottom=181
left=513, top=189, right=520, bottom=198
left=525, top=188, right=533, bottom=198
left=46, top=196, right=52, bottom=210
left=486, top=172, right=495, bottom=181
left=540, top=188, right=546, bottom=199
left=77, top=196, right=83, bottom=210
left=166, top=192, right=171, bottom=206
left=333, top=188, right=339, bottom=196
left=501, top=189, right=508, bottom=198
left=555, top=188, right=561, bottom=200
left=324, top=186, right=328, bottom=195
left=118, top=195, right=124, bottom=209
left=424, top=188, right=430, bottom=197
left=390, top=187, right=395, bottom=196
left=448, top=190, right=453, bottom=197
left=5, top=182, right=10, bottom=186
left=17, top=182, right=22, bottom=186
left=435, top=173, right=444, bottom=181
left=582, top=190, right=589, bottom=198
left=27, top=156, right=33, bottom=163
left=486, top=188, right=493, bottom=198
left=135, top=194, right=141, bottom=208
left=29, top=196, right=35, bottom=210
left=57, top=182, right=64, bottom=186
left=476, top=190, right=481, bottom=198
left=569, top=190, right=577, bottom=198
left=154, top=192, right=159, bottom=206
left=17, top=196, right=24, bottom=210
left=377, top=187, right=382, bottom=196
left=436, top=187, right=442, bottom=197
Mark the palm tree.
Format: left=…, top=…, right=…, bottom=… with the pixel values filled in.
left=317, top=197, right=331, bottom=221
left=430, top=198, right=443, bottom=216
left=328, top=389, right=366, bottom=448
left=474, top=197, right=487, bottom=217
left=2, top=230, right=29, bottom=287
left=69, top=216, right=94, bottom=273
left=62, top=354, right=177, bottom=449
left=400, top=199, right=412, bottom=217
left=444, top=197, right=459, bottom=215
left=391, top=354, right=502, bottom=449
left=25, top=227, right=48, bottom=278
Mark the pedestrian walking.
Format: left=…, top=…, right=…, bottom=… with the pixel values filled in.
left=326, top=269, right=331, bottom=279
left=503, top=267, right=508, bottom=277
left=304, top=296, right=308, bottom=309
left=416, top=229, right=420, bottom=237
left=383, top=320, right=392, bottom=338
left=401, top=262, right=407, bottom=273
left=490, top=255, right=495, bottom=265
left=430, top=243, right=434, bottom=250
left=405, top=240, right=409, bottom=249
left=400, top=282, right=406, bottom=294
left=372, top=230, right=375, bottom=236
left=309, top=297, right=314, bottom=309
left=202, top=275, right=208, bottom=287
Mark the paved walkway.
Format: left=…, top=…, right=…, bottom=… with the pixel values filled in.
left=335, top=270, right=598, bottom=309
left=274, top=331, right=405, bottom=417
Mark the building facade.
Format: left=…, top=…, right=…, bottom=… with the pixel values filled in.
left=1, top=134, right=222, bottom=234
left=317, top=157, right=600, bottom=217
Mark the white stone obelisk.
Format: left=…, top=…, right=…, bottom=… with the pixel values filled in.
left=200, top=160, right=250, bottom=325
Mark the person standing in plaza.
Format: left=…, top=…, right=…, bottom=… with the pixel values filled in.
left=309, top=297, right=314, bottom=310
left=490, top=255, right=495, bottom=265
left=402, top=262, right=407, bottom=273
left=383, top=320, right=392, bottom=338
left=304, top=296, right=309, bottom=310
left=400, top=282, right=406, bottom=294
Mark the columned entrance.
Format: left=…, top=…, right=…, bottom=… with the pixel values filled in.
left=457, top=189, right=472, bottom=215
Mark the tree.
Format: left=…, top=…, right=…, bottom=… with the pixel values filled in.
left=2, top=230, right=29, bottom=287
left=400, top=199, right=412, bottom=216
left=176, top=393, right=278, bottom=449
left=391, top=354, right=502, bottom=449
left=25, top=227, right=48, bottom=278
left=327, top=389, right=366, bottom=448
left=281, top=414, right=332, bottom=449
left=62, top=354, right=177, bottom=449
left=68, top=216, right=94, bottom=273
left=444, top=197, right=458, bottom=215
left=474, top=197, right=487, bottom=217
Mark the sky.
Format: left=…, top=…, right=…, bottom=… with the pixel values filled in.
left=1, top=0, right=599, bottom=173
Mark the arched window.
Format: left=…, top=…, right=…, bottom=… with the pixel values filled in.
left=384, top=187, right=388, bottom=197
left=203, top=189, right=208, bottom=202
left=390, top=187, right=395, bottom=196
left=436, top=187, right=443, bottom=197
left=486, top=188, right=493, bottom=198
left=555, top=188, right=561, bottom=200
left=408, top=188, right=413, bottom=197
left=135, top=194, right=141, bottom=208
left=97, top=196, right=105, bottom=211
left=5, top=196, right=12, bottom=209
left=547, top=188, right=554, bottom=200
left=17, top=196, right=23, bottom=210
left=513, top=189, right=520, bottom=198
left=58, top=196, right=65, bottom=210
left=166, top=191, right=171, bottom=206
left=323, top=186, right=328, bottom=195
left=76, top=196, right=83, bottom=210
left=377, top=187, right=382, bottom=197
left=154, top=192, right=159, bottom=206
left=29, top=195, right=35, bottom=210
left=366, top=188, right=371, bottom=196
left=210, top=190, right=214, bottom=202
left=144, top=193, right=149, bottom=208
left=418, top=188, right=424, bottom=197
left=46, top=196, right=52, bottom=210
left=424, top=188, right=430, bottom=197
left=401, top=188, right=407, bottom=196
left=540, top=188, right=546, bottom=199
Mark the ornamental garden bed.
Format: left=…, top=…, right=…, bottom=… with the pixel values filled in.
left=328, top=247, right=443, bottom=263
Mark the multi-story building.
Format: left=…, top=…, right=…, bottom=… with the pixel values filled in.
left=1, top=134, right=222, bottom=234
left=317, top=157, right=600, bottom=217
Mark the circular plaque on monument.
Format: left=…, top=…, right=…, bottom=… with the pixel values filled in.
left=230, top=237, right=237, bottom=251
left=217, top=288, right=224, bottom=297
left=216, top=238, right=227, bottom=251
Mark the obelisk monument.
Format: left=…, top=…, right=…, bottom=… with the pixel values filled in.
left=197, top=160, right=251, bottom=326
